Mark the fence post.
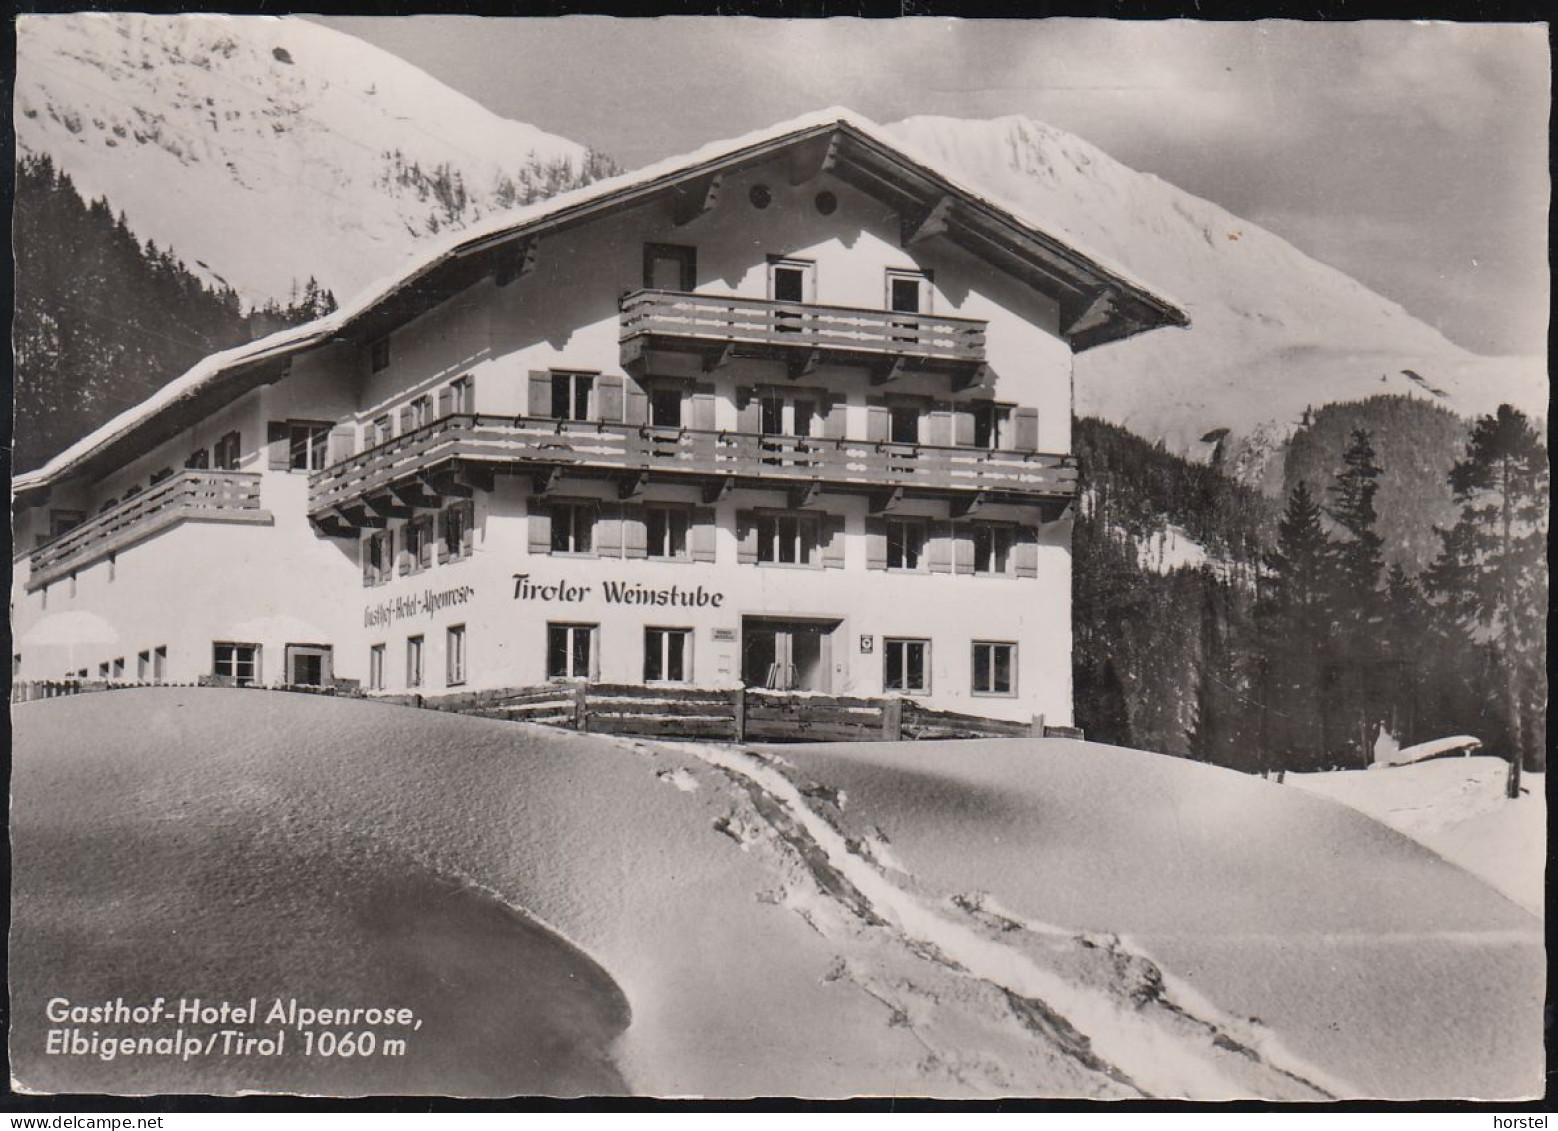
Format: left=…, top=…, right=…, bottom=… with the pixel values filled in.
left=882, top=697, right=903, bottom=742
left=733, top=687, right=746, bottom=743
left=1031, top=713, right=1045, bottom=738
left=575, top=684, right=589, bottom=732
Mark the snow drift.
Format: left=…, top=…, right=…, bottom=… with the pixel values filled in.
left=10, top=690, right=1544, bottom=1098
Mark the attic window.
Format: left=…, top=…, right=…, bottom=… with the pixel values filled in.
left=370, top=338, right=391, bottom=373
left=749, top=184, right=773, bottom=210
left=814, top=191, right=837, bottom=216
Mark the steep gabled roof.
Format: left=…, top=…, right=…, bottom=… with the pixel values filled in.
left=15, top=107, right=1187, bottom=501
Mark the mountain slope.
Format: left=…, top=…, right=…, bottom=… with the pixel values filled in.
left=888, top=115, right=1547, bottom=459
left=15, top=13, right=609, bottom=309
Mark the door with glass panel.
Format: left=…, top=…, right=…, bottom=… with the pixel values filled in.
left=741, top=617, right=835, bottom=692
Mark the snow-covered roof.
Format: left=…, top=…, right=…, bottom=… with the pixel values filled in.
left=15, top=106, right=1187, bottom=499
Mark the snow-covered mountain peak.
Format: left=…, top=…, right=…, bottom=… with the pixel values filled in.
left=15, top=13, right=601, bottom=306
left=889, top=114, right=1546, bottom=463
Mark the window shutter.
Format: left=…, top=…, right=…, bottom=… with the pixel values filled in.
left=596, top=375, right=624, bottom=422
left=436, top=542, right=450, bottom=565
left=736, top=388, right=761, bottom=433
left=822, top=514, right=846, bottom=569
left=437, top=387, right=454, bottom=418
left=420, top=521, right=435, bottom=569
left=953, top=409, right=976, bottom=447
left=460, top=501, right=476, bottom=556
left=624, top=381, right=648, bottom=425
left=819, top=395, right=845, bottom=440
left=622, top=507, right=648, bottom=558
left=691, top=384, right=716, bottom=431
left=736, top=512, right=758, bottom=564
left=528, top=499, right=552, bottom=554
left=1012, top=407, right=1039, bottom=452
left=267, top=421, right=290, bottom=470
left=462, top=375, right=476, bottom=414
left=865, top=516, right=888, bottom=570
left=1015, top=526, right=1039, bottom=578
left=927, top=405, right=953, bottom=447
left=953, top=525, right=976, bottom=575
left=398, top=534, right=412, bottom=575
left=866, top=404, right=889, bottom=443
left=327, top=423, right=355, bottom=465
left=528, top=371, right=553, bottom=418
left=928, top=521, right=953, bottom=574
left=594, top=502, right=623, bottom=557
left=361, top=539, right=375, bottom=586
left=691, top=508, right=717, bottom=562
left=399, top=405, right=415, bottom=435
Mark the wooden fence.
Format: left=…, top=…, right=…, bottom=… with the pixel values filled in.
left=422, top=682, right=1079, bottom=744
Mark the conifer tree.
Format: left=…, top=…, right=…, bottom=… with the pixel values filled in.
left=1256, top=482, right=1332, bottom=771
left=1322, top=429, right=1387, bottom=763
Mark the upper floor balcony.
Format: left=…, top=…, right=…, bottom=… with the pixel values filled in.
left=26, top=470, right=272, bottom=592
left=620, top=290, right=988, bottom=385
left=307, top=414, right=1075, bottom=532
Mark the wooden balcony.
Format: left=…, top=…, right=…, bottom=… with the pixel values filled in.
left=620, top=289, right=987, bottom=382
left=26, top=470, right=272, bottom=592
left=308, top=415, right=1075, bottom=528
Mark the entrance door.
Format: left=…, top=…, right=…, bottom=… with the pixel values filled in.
left=285, top=643, right=333, bottom=686
left=742, top=618, right=835, bottom=691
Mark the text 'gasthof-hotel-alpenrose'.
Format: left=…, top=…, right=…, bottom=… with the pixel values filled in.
left=11, top=109, right=1186, bottom=724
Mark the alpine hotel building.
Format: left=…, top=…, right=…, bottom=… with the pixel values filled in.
left=12, top=111, right=1185, bottom=724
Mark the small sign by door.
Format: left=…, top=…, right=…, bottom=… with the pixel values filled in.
left=859, top=635, right=874, bottom=654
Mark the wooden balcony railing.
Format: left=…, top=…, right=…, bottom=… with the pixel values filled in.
left=620, top=289, right=987, bottom=375
left=308, top=415, right=1075, bottom=522
left=26, top=470, right=272, bottom=592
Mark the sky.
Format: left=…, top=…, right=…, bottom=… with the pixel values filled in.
left=313, top=17, right=1550, bottom=359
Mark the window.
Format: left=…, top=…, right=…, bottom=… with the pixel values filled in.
left=213, top=642, right=260, bottom=687
left=547, top=623, right=596, bottom=680
left=760, top=392, right=816, bottom=437
left=153, top=646, right=167, bottom=682
left=213, top=431, right=241, bottom=470
left=137, top=651, right=151, bottom=681
left=406, top=635, right=424, bottom=688
left=887, top=271, right=931, bottom=315
left=973, top=524, right=1014, bottom=575
left=885, top=638, right=930, bottom=695
left=185, top=448, right=210, bottom=470
left=757, top=513, right=820, bottom=566
left=49, top=510, right=84, bottom=538
left=649, top=384, right=683, bottom=429
left=647, top=507, right=689, bottom=560
left=644, top=627, right=691, bottom=683
left=886, top=518, right=927, bottom=571
left=98, top=662, right=109, bottom=678
left=551, top=372, right=594, bottom=422
left=449, top=376, right=473, bottom=415
left=442, top=501, right=474, bottom=561
left=973, top=404, right=1013, bottom=451
left=68, top=573, right=77, bottom=598
left=405, top=515, right=435, bottom=573
left=889, top=405, right=920, bottom=445
left=447, top=625, right=467, bottom=686
left=644, top=244, right=697, bottom=292
left=372, top=415, right=392, bottom=447
left=111, top=657, right=124, bottom=679
left=768, top=257, right=815, bottom=303
left=370, top=337, right=391, bottom=373
left=289, top=422, right=331, bottom=472
left=408, top=395, right=433, bottom=431
left=364, top=529, right=394, bottom=586
left=369, top=644, right=386, bottom=691
left=972, top=641, right=1016, bottom=696
left=550, top=502, right=595, bottom=555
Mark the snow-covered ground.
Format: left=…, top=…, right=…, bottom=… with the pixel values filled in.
left=11, top=691, right=1544, bottom=1098
left=1288, top=756, right=1545, bottom=917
